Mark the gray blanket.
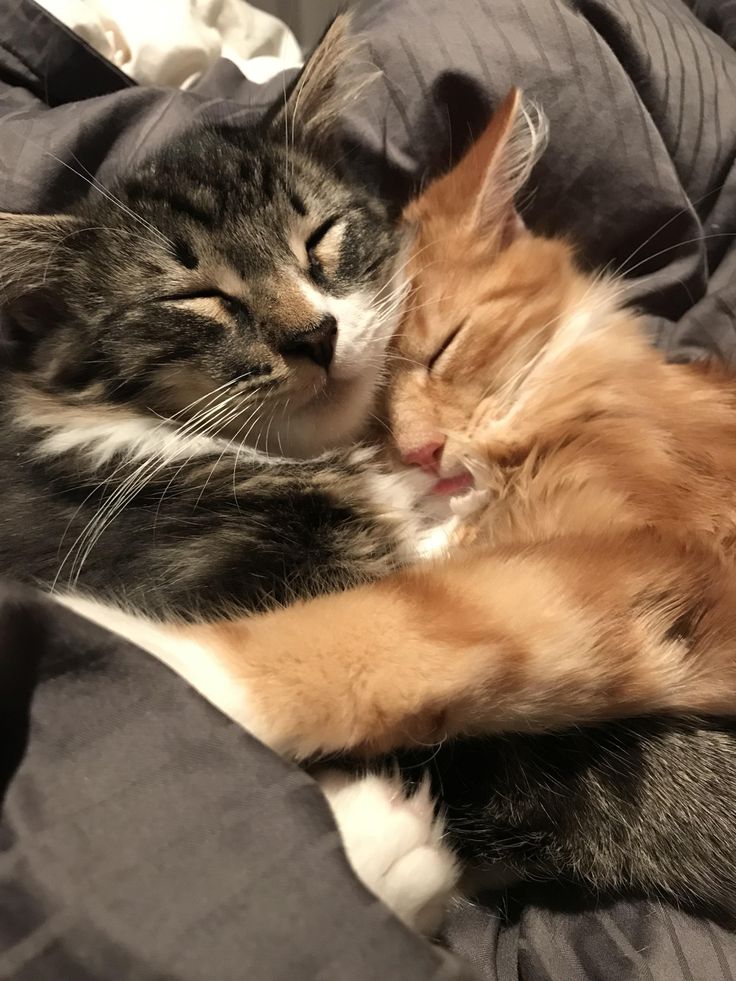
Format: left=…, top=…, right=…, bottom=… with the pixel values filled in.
left=1, top=0, right=735, bottom=978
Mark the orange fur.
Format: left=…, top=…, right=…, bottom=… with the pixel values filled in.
left=174, top=90, right=736, bottom=759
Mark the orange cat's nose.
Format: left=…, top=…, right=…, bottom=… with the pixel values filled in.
left=401, top=440, right=445, bottom=472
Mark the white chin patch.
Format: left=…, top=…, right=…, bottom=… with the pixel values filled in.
left=325, top=289, right=390, bottom=382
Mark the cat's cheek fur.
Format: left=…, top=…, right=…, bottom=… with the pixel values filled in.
left=327, top=290, right=392, bottom=383
left=18, top=392, right=221, bottom=470
left=280, top=369, right=380, bottom=456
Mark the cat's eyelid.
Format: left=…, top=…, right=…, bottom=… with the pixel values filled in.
left=161, top=289, right=225, bottom=303
left=428, top=319, right=467, bottom=372
left=160, top=289, right=244, bottom=314
left=306, top=216, right=339, bottom=254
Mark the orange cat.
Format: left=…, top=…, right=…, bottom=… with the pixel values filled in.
left=68, top=90, right=736, bottom=762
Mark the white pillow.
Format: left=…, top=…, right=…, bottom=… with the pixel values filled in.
left=36, top=0, right=302, bottom=88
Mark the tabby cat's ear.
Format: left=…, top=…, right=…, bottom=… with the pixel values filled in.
left=266, top=13, right=359, bottom=146
left=411, top=89, right=547, bottom=246
left=0, top=212, right=81, bottom=356
left=0, top=212, right=84, bottom=300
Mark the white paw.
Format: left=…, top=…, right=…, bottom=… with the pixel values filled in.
left=450, top=487, right=490, bottom=519
left=318, top=770, right=460, bottom=935
left=415, top=516, right=460, bottom=560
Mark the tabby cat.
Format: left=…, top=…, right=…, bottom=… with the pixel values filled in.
left=3, top=17, right=736, bottom=934
left=0, top=17, right=424, bottom=619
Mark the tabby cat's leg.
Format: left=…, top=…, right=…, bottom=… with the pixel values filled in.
left=178, top=531, right=736, bottom=757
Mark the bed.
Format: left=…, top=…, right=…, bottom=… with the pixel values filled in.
left=1, top=1, right=735, bottom=977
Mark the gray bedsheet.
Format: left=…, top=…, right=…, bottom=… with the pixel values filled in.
left=1, top=0, right=735, bottom=978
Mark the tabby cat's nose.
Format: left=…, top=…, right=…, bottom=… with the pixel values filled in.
left=282, top=315, right=337, bottom=371
left=401, top=440, right=445, bottom=472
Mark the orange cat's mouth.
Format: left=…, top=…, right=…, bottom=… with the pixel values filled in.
left=432, top=473, right=474, bottom=495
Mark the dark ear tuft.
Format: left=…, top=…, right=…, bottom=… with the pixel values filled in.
left=407, top=90, right=547, bottom=245
left=265, top=12, right=366, bottom=147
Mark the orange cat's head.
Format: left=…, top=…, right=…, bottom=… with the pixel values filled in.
left=387, top=90, right=611, bottom=492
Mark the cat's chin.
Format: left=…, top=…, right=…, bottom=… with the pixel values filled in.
left=269, top=366, right=383, bottom=458
left=245, top=293, right=401, bottom=459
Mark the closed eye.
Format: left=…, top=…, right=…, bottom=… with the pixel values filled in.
left=306, top=216, right=338, bottom=255
left=305, top=216, right=340, bottom=281
left=161, top=289, right=246, bottom=317
left=428, top=319, right=467, bottom=372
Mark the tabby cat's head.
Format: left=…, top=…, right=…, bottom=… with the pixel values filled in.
left=0, top=17, right=403, bottom=457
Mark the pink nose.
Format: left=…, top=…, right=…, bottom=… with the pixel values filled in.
left=401, top=440, right=445, bottom=472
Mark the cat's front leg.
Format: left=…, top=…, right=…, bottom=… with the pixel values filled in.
left=177, top=531, right=736, bottom=759
left=176, top=571, right=471, bottom=759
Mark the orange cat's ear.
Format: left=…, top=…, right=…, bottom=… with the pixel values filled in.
left=411, top=89, right=547, bottom=246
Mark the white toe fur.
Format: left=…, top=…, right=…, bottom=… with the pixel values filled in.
left=414, top=516, right=460, bottom=560
left=318, top=770, right=460, bottom=935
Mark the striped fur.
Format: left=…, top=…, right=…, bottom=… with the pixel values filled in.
left=0, top=16, right=423, bottom=616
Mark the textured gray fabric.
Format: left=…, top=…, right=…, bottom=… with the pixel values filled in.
left=0, top=585, right=475, bottom=981
left=444, top=893, right=736, bottom=980
left=1, top=0, right=736, bottom=978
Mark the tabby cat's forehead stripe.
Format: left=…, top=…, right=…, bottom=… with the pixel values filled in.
left=172, top=236, right=198, bottom=270
left=260, top=159, right=275, bottom=199
left=290, top=193, right=308, bottom=216
left=133, top=183, right=222, bottom=228
left=165, top=191, right=220, bottom=227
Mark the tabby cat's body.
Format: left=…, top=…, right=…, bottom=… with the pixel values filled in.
left=0, top=22, right=419, bottom=617
left=407, top=715, right=736, bottom=921
left=0, top=385, right=414, bottom=617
